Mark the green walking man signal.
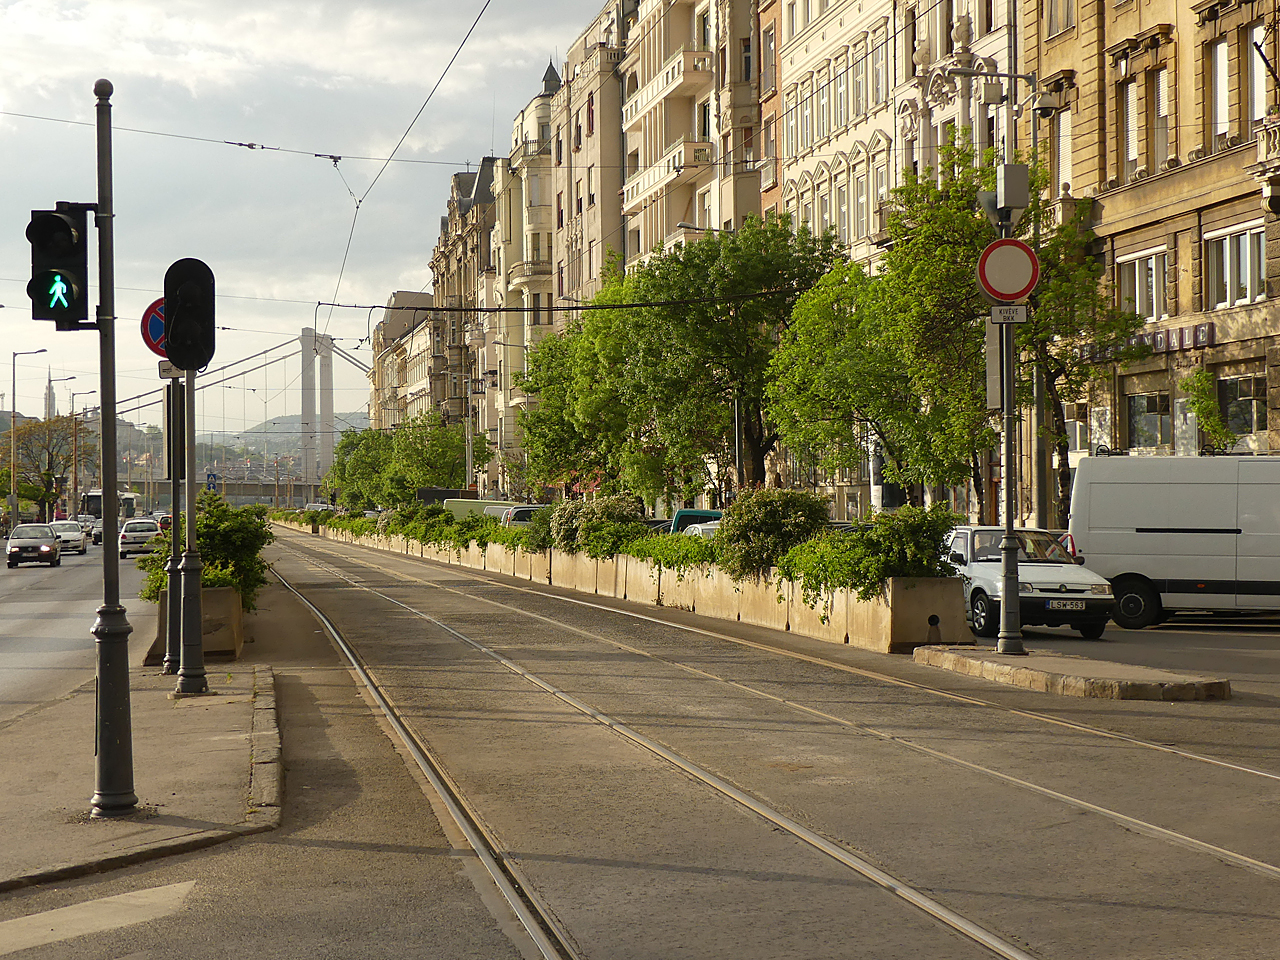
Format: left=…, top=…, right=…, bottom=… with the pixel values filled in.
left=26, top=203, right=93, bottom=330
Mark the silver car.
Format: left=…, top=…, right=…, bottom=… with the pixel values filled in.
left=119, top=519, right=162, bottom=558
left=50, top=520, right=89, bottom=555
left=7, top=523, right=62, bottom=568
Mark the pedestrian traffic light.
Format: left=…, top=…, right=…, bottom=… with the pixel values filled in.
left=163, top=258, right=216, bottom=371
left=26, top=204, right=91, bottom=330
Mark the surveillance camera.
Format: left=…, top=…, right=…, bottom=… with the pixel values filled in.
left=1033, top=92, right=1062, bottom=120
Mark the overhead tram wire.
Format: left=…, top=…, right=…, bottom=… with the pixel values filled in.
left=320, top=286, right=801, bottom=316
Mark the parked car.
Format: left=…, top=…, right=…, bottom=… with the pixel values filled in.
left=946, top=525, right=1114, bottom=639
left=7, top=523, right=61, bottom=568
left=501, top=505, right=543, bottom=528
left=302, top=502, right=334, bottom=513
left=119, top=518, right=162, bottom=558
left=683, top=520, right=721, bottom=539
left=50, top=519, right=89, bottom=555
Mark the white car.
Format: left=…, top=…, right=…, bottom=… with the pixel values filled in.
left=946, top=526, right=1115, bottom=639
left=119, top=519, right=162, bottom=558
left=50, top=520, right=89, bottom=555
left=683, top=520, right=721, bottom=539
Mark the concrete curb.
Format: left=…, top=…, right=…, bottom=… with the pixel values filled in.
left=912, top=646, right=1232, bottom=701
left=0, top=665, right=282, bottom=894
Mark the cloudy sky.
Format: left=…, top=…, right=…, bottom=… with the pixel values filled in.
left=0, top=0, right=604, bottom=439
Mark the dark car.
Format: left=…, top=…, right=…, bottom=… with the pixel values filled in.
left=7, top=523, right=62, bottom=568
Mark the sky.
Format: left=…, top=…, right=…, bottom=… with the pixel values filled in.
left=0, top=0, right=604, bottom=443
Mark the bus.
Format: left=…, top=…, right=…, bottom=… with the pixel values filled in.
left=80, top=489, right=138, bottom=520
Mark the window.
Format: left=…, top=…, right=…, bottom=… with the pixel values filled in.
left=1219, top=375, right=1269, bottom=436
left=1152, top=68, right=1168, bottom=171
left=556, top=192, right=563, bottom=229
left=1117, top=251, right=1167, bottom=322
left=761, top=28, right=776, bottom=91
left=743, top=126, right=755, bottom=163
left=1249, top=23, right=1268, bottom=134
left=1205, top=222, right=1266, bottom=308
left=555, top=127, right=562, bottom=165
left=854, top=174, right=867, bottom=238
left=1054, top=106, right=1073, bottom=193
left=557, top=263, right=564, bottom=297
left=853, top=53, right=867, bottom=116
left=532, top=292, right=543, bottom=325
left=587, top=166, right=595, bottom=206
left=940, top=0, right=954, bottom=55
left=904, top=9, right=917, bottom=76
left=1120, top=80, right=1138, bottom=181
left=574, top=111, right=582, bottom=151
left=587, top=240, right=595, bottom=280
left=1210, top=38, right=1230, bottom=147
left=586, top=93, right=594, bottom=136
left=698, top=99, right=712, bottom=140
left=787, top=2, right=797, bottom=39
left=741, top=38, right=752, bottom=82
left=802, top=200, right=813, bottom=230
left=799, top=91, right=812, bottom=148
left=817, top=79, right=829, bottom=140
left=871, top=34, right=887, bottom=104
left=820, top=192, right=830, bottom=234
left=698, top=10, right=711, bottom=48
left=1046, top=0, right=1073, bottom=37
left=1127, top=392, right=1172, bottom=448
left=784, top=92, right=797, bottom=156
left=575, top=180, right=583, bottom=215
left=837, top=184, right=848, bottom=242
left=833, top=68, right=847, bottom=128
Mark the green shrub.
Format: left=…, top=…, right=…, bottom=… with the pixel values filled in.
left=716, top=487, right=830, bottom=580
left=549, top=499, right=586, bottom=551
left=623, top=532, right=717, bottom=573
left=139, top=493, right=274, bottom=610
left=521, top=506, right=554, bottom=552
left=777, top=504, right=959, bottom=605
left=579, top=520, right=652, bottom=559
left=549, top=495, right=644, bottom=553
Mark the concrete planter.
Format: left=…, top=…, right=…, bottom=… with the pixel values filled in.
left=528, top=550, right=552, bottom=584
left=788, top=583, right=848, bottom=645
left=659, top=564, right=701, bottom=611
left=596, top=556, right=623, bottom=597
left=623, top=558, right=660, bottom=604
left=463, top=543, right=486, bottom=569
left=485, top=543, right=515, bottom=576
left=694, top=566, right=738, bottom=622
left=841, top=577, right=966, bottom=654
left=552, top=551, right=596, bottom=593
left=737, top=573, right=789, bottom=633
left=147, top=586, right=244, bottom=664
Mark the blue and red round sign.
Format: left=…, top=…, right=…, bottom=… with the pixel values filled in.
left=141, top=297, right=167, bottom=357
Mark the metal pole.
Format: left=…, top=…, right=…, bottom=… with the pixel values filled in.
left=90, top=78, right=137, bottom=818
left=163, top=380, right=182, bottom=675
left=176, top=370, right=206, bottom=693
left=997, top=290, right=1026, bottom=654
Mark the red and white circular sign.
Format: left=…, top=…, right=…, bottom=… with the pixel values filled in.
left=976, top=238, right=1040, bottom=302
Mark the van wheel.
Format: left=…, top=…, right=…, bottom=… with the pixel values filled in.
left=1113, top=578, right=1161, bottom=629
left=1076, top=622, right=1107, bottom=640
left=970, top=591, right=999, bottom=638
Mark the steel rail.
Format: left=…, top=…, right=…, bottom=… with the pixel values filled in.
left=274, top=571, right=584, bottom=960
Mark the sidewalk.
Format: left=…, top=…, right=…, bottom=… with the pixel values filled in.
left=0, top=650, right=280, bottom=893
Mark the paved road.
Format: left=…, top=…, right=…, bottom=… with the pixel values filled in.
left=259, top=531, right=1280, bottom=960
left=0, top=544, right=150, bottom=724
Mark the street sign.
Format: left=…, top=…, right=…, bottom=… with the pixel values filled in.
left=141, top=297, right=167, bottom=358
left=976, top=238, right=1039, bottom=302
left=158, top=360, right=182, bottom=379
left=206, top=473, right=217, bottom=491
left=990, top=304, right=1028, bottom=324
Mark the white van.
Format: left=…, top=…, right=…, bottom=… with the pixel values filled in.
left=1068, top=455, right=1280, bottom=628
left=441, top=498, right=518, bottom=522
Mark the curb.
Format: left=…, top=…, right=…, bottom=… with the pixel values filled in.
left=912, top=646, right=1232, bottom=701
left=0, top=664, right=283, bottom=894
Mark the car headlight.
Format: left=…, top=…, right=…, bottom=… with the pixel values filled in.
left=7, top=546, right=16, bottom=553
left=38, top=545, right=51, bottom=552
left=1019, top=582, right=1034, bottom=594
left=1091, top=584, right=1112, bottom=596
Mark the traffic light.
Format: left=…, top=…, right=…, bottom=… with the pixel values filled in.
left=26, top=204, right=91, bottom=330
left=163, top=258, right=215, bottom=371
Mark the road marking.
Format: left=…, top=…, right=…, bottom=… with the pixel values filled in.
left=0, top=881, right=196, bottom=956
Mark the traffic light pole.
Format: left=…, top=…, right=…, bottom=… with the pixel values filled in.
left=176, top=370, right=207, bottom=695
left=89, top=78, right=137, bottom=818
left=162, top=379, right=182, bottom=675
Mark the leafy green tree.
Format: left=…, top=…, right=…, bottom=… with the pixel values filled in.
left=325, top=428, right=397, bottom=510
left=391, top=411, right=491, bottom=492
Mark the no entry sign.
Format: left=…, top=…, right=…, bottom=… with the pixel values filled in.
left=976, top=238, right=1040, bottom=303
left=141, top=297, right=167, bottom=358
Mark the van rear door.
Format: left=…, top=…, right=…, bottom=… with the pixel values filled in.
left=1236, top=459, right=1280, bottom=609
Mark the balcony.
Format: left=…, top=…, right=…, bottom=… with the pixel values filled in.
left=622, top=137, right=714, bottom=212
left=507, top=259, right=552, bottom=288
left=663, top=223, right=706, bottom=251
left=510, top=138, right=551, bottom=163
left=622, top=45, right=713, bottom=128
left=1247, top=115, right=1280, bottom=212
left=759, top=157, right=777, bottom=190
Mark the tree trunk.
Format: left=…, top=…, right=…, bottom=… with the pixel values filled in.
left=1042, top=376, right=1073, bottom=529
left=970, top=452, right=985, bottom=523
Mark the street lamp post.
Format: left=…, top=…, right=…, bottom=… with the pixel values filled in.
left=44, top=375, right=75, bottom=520
left=10, top=348, right=47, bottom=528
left=70, top=389, right=96, bottom=518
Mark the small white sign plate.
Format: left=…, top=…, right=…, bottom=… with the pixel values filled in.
left=990, top=304, right=1028, bottom=324
left=158, top=361, right=183, bottom=379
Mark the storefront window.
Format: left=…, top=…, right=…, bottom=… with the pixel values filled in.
left=1127, top=391, right=1171, bottom=448
left=1219, top=374, right=1269, bottom=436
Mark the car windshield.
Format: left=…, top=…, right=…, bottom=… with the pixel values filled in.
left=51, top=522, right=81, bottom=532
left=971, top=530, right=1074, bottom=564
left=124, top=522, right=158, bottom=532
left=11, top=525, right=53, bottom=539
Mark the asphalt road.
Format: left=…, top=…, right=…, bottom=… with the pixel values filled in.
left=0, top=542, right=151, bottom=724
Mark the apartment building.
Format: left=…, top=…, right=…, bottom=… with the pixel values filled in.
left=368, top=291, right=434, bottom=432
left=551, top=1, right=633, bottom=319
left=1026, top=0, right=1280, bottom=466
left=619, top=0, right=761, bottom=265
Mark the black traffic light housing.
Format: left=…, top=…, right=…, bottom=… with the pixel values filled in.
left=26, top=202, right=93, bottom=331
left=163, top=258, right=216, bottom=371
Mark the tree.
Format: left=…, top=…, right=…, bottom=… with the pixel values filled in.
left=325, top=428, right=397, bottom=510
left=391, top=411, right=492, bottom=491
left=2, top=416, right=97, bottom=520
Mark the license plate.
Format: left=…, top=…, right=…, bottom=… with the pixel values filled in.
left=1047, top=599, right=1086, bottom=611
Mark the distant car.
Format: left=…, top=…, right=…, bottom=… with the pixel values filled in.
left=157, top=514, right=173, bottom=532
left=50, top=520, right=89, bottom=555
left=119, top=519, right=162, bottom=559
left=76, top=514, right=96, bottom=534
left=946, top=525, right=1114, bottom=640
left=683, top=520, right=721, bottom=539
left=92, top=518, right=105, bottom=544
left=7, top=523, right=61, bottom=568
left=302, top=502, right=334, bottom=512
left=501, top=505, right=542, bottom=528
